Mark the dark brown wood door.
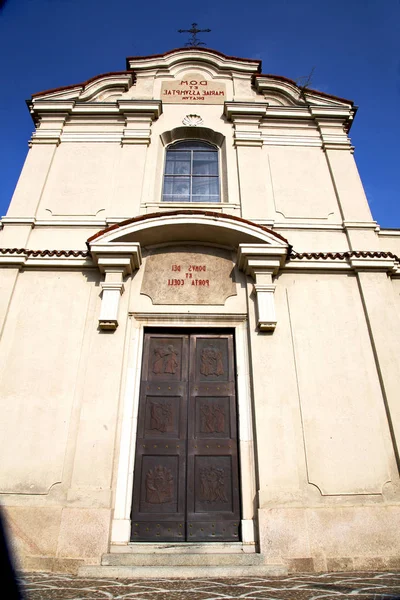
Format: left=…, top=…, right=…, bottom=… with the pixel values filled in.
left=130, top=332, right=240, bottom=542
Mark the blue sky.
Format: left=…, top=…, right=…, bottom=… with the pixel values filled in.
left=0, top=0, right=399, bottom=227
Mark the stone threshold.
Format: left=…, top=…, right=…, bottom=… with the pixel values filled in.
left=109, top=541, right=257, bottom=554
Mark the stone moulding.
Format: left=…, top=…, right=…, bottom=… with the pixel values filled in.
left=87, top=211, right=290, bottom=332
left=0, top=247, right=398, bottom=271
left=1, top=246, right=399, bottom=331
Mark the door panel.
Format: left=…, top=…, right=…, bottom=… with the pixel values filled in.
left=187, top=334, right=240, bottom=541
left=131, top=332, right=240, bottom=542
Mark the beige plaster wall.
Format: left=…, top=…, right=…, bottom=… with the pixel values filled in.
left=249, top=271, right=396, bottom=506
left=0, top=268, right=123, bottom=570
left=378, top=232, right=400, bottom=256
left=273, top=228, right=350, bottom=252
left=267, top=146, right=340, bottom=221
left=37, top=143, right=120, bottom=217
left=0, top=270, right=93, bottom=494
left=26, top=226, right=99, bottom=250
left=6, top=145, right=56, bottom=218
left=284, top=272, right=393, bottom=495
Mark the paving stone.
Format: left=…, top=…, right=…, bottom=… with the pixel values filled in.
left=20, top=571, right=400, bottom=600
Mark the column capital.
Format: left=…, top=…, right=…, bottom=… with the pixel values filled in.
left=90, top=242, right=142, bottom=277
left=237, top=244, right=287, bottom=279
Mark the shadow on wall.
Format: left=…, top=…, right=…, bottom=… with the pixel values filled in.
left=0, top=507, right=24, bottom=599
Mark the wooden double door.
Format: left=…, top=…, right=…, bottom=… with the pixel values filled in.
left=131, top=332, right=240, bottom=542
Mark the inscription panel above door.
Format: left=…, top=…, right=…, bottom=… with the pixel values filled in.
left=140, top=246, right=237, bottom=305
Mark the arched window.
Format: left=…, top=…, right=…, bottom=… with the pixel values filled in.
left=162, top=141, right=220, bottom=203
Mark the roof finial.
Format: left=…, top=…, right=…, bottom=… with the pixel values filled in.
left=178, top=22, right=211, bottom=47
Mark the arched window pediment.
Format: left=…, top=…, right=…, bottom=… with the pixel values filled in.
left=161, top=126, right=224, bottom=148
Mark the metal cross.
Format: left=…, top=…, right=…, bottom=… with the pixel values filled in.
left=178, top=22, right=211, bottom=47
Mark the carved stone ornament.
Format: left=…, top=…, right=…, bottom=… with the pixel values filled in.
left=182, top=114, right=204, bottom=126
left=146, top=465, right=174, bottom=504
left=200, top=466, right=228, bottom=503
left=152, top=345, right=179, bottom=375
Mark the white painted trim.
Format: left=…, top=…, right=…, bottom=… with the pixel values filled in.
left=142, top=202, right=240, bottom=211
left=111, top=314, right=256, bottom=547
left=1, top=217, right=36, bottom=225
left=379, top=229, right=400, bottom=237
left=272, top=222, right=343, bottom=230
left=343, top=220, right=379, bottom=230
left=94, top=213, right=288, bottom=247
left=262, top=136, right=322, bottom=147
left=112, top=320, right=144, bottom=542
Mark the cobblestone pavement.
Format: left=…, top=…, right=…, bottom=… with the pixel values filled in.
left=19, top=571, right=400, bottom=600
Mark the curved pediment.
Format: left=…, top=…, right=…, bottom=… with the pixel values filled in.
left=28, top=48, right=353, bottom=111
left=254, top=74, right=354, bottom=108
left=126, top=47, right=261, bottom=76
left=31, top=71, right=134, bottom=102
left=87, top=210, right=290, bottom=250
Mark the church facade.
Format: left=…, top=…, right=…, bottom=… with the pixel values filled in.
left=1, top=47, right=400, bottom=576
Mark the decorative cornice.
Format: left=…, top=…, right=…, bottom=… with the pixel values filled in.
left=28, top=99, right=162, bottom=145
left=288, top=250, right=400, bottom=274
left=0, top=248, right=89, bottom=257
left=224, top=102, right=268, bottom=120
left=290, top=250, right=398, bottom=261
left=0, top=248, right=92, bottom=268
left=0, top=247, right=398, bottom=275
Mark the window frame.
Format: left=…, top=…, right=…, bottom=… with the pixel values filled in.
left=162, top=140, right=221, bottom=204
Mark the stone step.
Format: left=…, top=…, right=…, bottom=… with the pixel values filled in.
left=102, top=552, right=265, bottom=567
left=78, top=564, right=287, bottom=579
left=110, top=542, right=255, bottom=555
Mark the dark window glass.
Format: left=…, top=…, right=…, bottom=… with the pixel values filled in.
left=162, top=141, right=220, bottom=203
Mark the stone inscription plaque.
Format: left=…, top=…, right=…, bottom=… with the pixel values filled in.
left=141, top=246, right=236, bottom=305
left=161, top=72, right=226, bottom=105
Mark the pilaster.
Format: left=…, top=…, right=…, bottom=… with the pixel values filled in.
left=224, top=102, right=275, bottom=219
left=353, top=266, right=400, bottom=468
left=118, top=100, right=162, bottom=145
left=313, top=109, right=374, bottom=226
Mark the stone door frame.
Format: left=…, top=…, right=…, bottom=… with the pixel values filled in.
left=110, top=313, right=257, bottom=548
